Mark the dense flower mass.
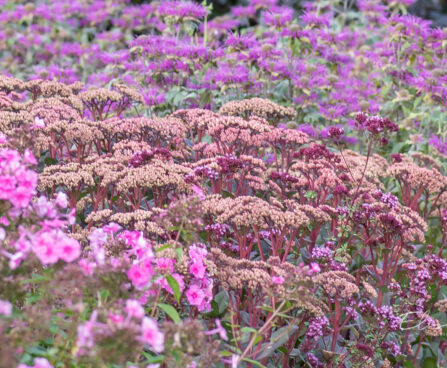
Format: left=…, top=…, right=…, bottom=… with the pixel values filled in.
left=1, top=0, right=447, bottom=367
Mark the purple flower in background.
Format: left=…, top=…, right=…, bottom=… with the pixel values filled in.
left=428, top=134, right=447, bottom=155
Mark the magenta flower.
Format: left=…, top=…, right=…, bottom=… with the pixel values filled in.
left=189, top=260, right=206, bottom=279
left=128, top=263, right=153, bottom=289
left=141, top=317, right=164, bottom=353
left=58, top=236, right=81, bottom=263
left=55, top=192, right=68, bottom=209
left=126, top=299, right=145, bottom=319
left=32, top=231, right=60, bottom=265
left=0, top=299, right=12, bottom=316
left=272, top=275, right=285, bottom=285
left=185, top=284, right=206, bottom=306
left=18, top=357, right=53, bottom=368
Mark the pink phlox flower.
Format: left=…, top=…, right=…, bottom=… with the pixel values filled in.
left=32, top=230, right=59, bottom=265
left=55, top=192, right=68, bottom=209
left=33, top=358, right=53, bottom=368
left=0, top=216, right=10, bottom=226
left=7, top=251, right=25, bottom=270
left=0, top=133, right=6, bottom=144
left=0, top=227, right=5, bottom=242
left=33, top=116, right=45, bottom=129
left=23, top=149, right=37, bottom=165
left=156, top=257, right=175, bottom=273
left=185, top=283, right=205, bottom=307
left=191, top=184, right=205, bottom=199
left=189, top=260, right=206, bottom=279
left=126, top=299, right=145, bottom=319
left=39, top=218, right=67, bottom=230
left=34, top=196, right=55, bottom=218
left=89, top=228, right=108, bottom=247
left=13, top=230, right=32, bottom=253
left=11, top=186, right=33, bottom=209
left=118, top=230, right=141, bottom=246
left=272, top=275, right=285, bottom=285
left=188, top=244, right=207, bottom=262
left=78, top=259, right=97, bottom=276
left=103, top=222, right=122, bottom=234
left=17, top=168, right=38, bottom=192
left=0, top=299, right=12, bottom=316
left=58, top=235, right=81, bottom=262
left=141, top=317, right=164, bottom=353
left=18, top=357, right=53, bottom=368
left=128, top=262, right=153, bottom=289
left=108, top=313, right=124, bottom=325
left=308, top=262, right=321, bottom=275
left=68, top=208, right=76, bottom=225
left=76, top=310, right=98, bottom=349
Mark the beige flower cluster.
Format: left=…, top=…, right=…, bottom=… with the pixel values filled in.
left=219, top=97, right=296, bottom=123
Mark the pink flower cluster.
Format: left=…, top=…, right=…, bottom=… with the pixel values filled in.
left=0, top=148, right=37, bottom=209
left=0, top=149, right=80, bottom=269
left=185, top=244, right=213, bottom=312
left=18, top=358, right=53, bottom=368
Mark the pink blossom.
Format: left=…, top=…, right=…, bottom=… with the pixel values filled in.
left=8, top=252, right=24, bottom=270
left=0, top=299, right=12, bottom=316
left=272, top=275, right=284, bottom=285
left=0, top=216, right=10, bottom=226
left=118, top=230, right=141, bottom=246
left=55, top=192, right=68, bottom=209
left=17, top=358, right=53, bottom=368
left=185, top=284, right=205, bottom=306
left=128, top=263, right=153, bottom=289
left=126, top=299, right=145, bottom=319
left=34, top=196, right=55, bottom=218
left=33, top=358, right=53, bottom=368
left=76, top=310, right=98, bottom=349
left=11, top=187, right=33, bottom=209
left=32, top=231, right=59, bottom=264
left=189, top=260, right=206, bottom=279
left=58, top=236, right=81, bottom=262
left=103, top=222, right=122, bottom=234
left=78, top=259, right=97, bottom=276
left=13, top=232, right=32, bottom=252
left=23, top=149, right=37, bottom=165
left=0, top=227, right=5, bottom=242
left=141, top=317, right=164, bottom=353
left=33, top=116, right=45, bottom=128
left=0, top=132, right=6, bottom=144
left=17, top=169, right=38, bottom=192
left=108, top=313, right=124, bottom=325
left=308, top=263, right=321, bottom=275
left=156, top=257, right=175, bottom=273
left=68, top=208, right=76, bottom=225
left=191, top=184, right=205, bottom=199
left=88, top=228, right=108, bottom=247
left=0, top=175, right=17, bottom=199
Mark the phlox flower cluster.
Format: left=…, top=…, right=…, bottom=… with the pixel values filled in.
left=0, top=148, right=80, bottom=269
left=185, top=244, right=213, bottom=312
